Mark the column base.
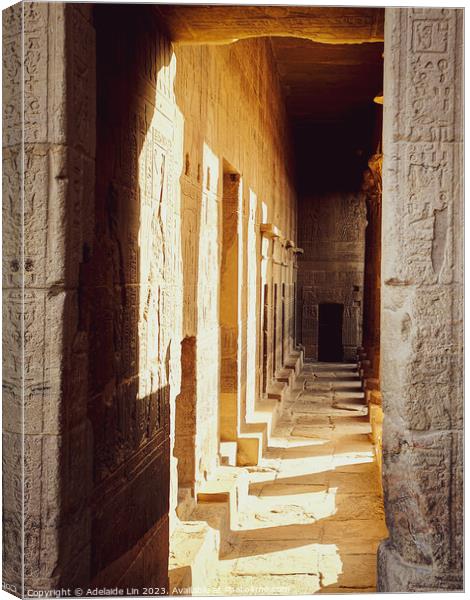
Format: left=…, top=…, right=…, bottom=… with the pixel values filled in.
left=378, top=540, right=463, bottom=592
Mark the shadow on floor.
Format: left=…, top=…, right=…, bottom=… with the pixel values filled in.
left=213, top=455, right=386, bottom=593
left=194, top=363, right=387, bottom=594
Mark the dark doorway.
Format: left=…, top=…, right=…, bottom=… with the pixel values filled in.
left=318, top=303, right=343, bottom=362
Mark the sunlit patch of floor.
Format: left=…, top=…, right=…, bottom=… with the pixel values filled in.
left=207, top=363, right=387, bottom=595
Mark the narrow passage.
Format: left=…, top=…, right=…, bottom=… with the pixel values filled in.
left=209, top=363, right=388, bottom=595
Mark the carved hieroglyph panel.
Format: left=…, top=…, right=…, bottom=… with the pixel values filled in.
left=380, top=8, right=462, bottom=591
left=297, top=191, right=366, bottom=360
left=383, top=8, right=460, bottom=287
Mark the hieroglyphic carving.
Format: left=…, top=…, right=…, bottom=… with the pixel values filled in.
left=406, top=11, right=456, bottom=143
left=23, top=4, right=48, bottom=145
left=338, top=193, right=367, bottom=242
left=385, top=10, right=458, bottom=288
left=2, top=3, right=22, bottom=149
left=401, top=142, right=453, bottom=284
left=81, top=6, right=185, bottom=587
left=298, top=191, right=366, bottom=360
left=380, top=8, right=462, bottom=591
left=69, top=7, right=96, bottom=154
left=157, top=6, right=384, bottom=44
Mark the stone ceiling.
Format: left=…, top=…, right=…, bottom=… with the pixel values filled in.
left=155, top=5, right=384, bottom=45
left=156, top=5, right=384, bottom=190
left=157, top=5, right=384, bottom=126
left=270, top=37, right=383, bottom=125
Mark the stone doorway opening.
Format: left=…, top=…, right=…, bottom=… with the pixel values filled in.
left=318, top=303, right=344, bottom=362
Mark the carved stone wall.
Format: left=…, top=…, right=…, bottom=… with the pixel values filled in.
left=378, top=8, right=463, bottom=591
left=2, top=2, right=96, bottom=594
left=7, top=3, right=462, bottom=595
left=3, top=5, right=24, bottom=592
left=79, top=5, right=179, bottom=589
left=173, top=39, right=297, bottom=471
left=297, top=192, right=367, bottom=361
left=3, top=5, right=297, bottom=591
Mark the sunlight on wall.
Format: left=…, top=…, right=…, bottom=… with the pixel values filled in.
left=137, top=50, right=181, bottom=394
left=136, top=49, right=184, bottom=534
left=195, top=142, right=220, bottom=486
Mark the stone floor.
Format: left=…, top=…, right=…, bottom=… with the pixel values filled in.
left=206, top=363, right=388, bottom=595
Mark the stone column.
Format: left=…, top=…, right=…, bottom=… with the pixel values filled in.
left=2, top=2, right=95, bottom=593
left=245, top=190, right=258, bottom=416
left=362, top=153, right=382, bottom=383
left=379, top=8, right=463, bottom=591
left=360, top=154, right=383, bottom=473
left=271, top=238, right=282, bottom=375
left=259, top=224, right=273, bottom=398
left=219, top=172, right=242, bottom=442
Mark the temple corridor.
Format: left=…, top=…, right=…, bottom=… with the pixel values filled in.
left=171, top=363, right=387, bottom=595
left=3, top=3, right=463, bottom=596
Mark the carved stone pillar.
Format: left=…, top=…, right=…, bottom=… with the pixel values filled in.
left=362, top=153, right=382, bottom=382
left=245, top=190, right=258, bottom=416
left=2, top=3, right=96, bottom=593
left=360, top=154, right=383, bottom=473
left=219, top=172, right=243, bottom=442
left=379, top=8, right=463, bottom=591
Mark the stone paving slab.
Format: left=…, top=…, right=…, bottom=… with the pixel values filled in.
left=333, top=493, right=385, bottom=520
left=294, top=414, right=334, bottom=427
left=328, top=471, right=382, bottom=494
left=223, top=539, right=322, bottom=573
left=207, top=573, right=321, bottom=595
left=205, top=363, right=387, bottom=595
left=331, top=457, right=376, bottom=473
left=319, top=552, right=377, bottom=589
